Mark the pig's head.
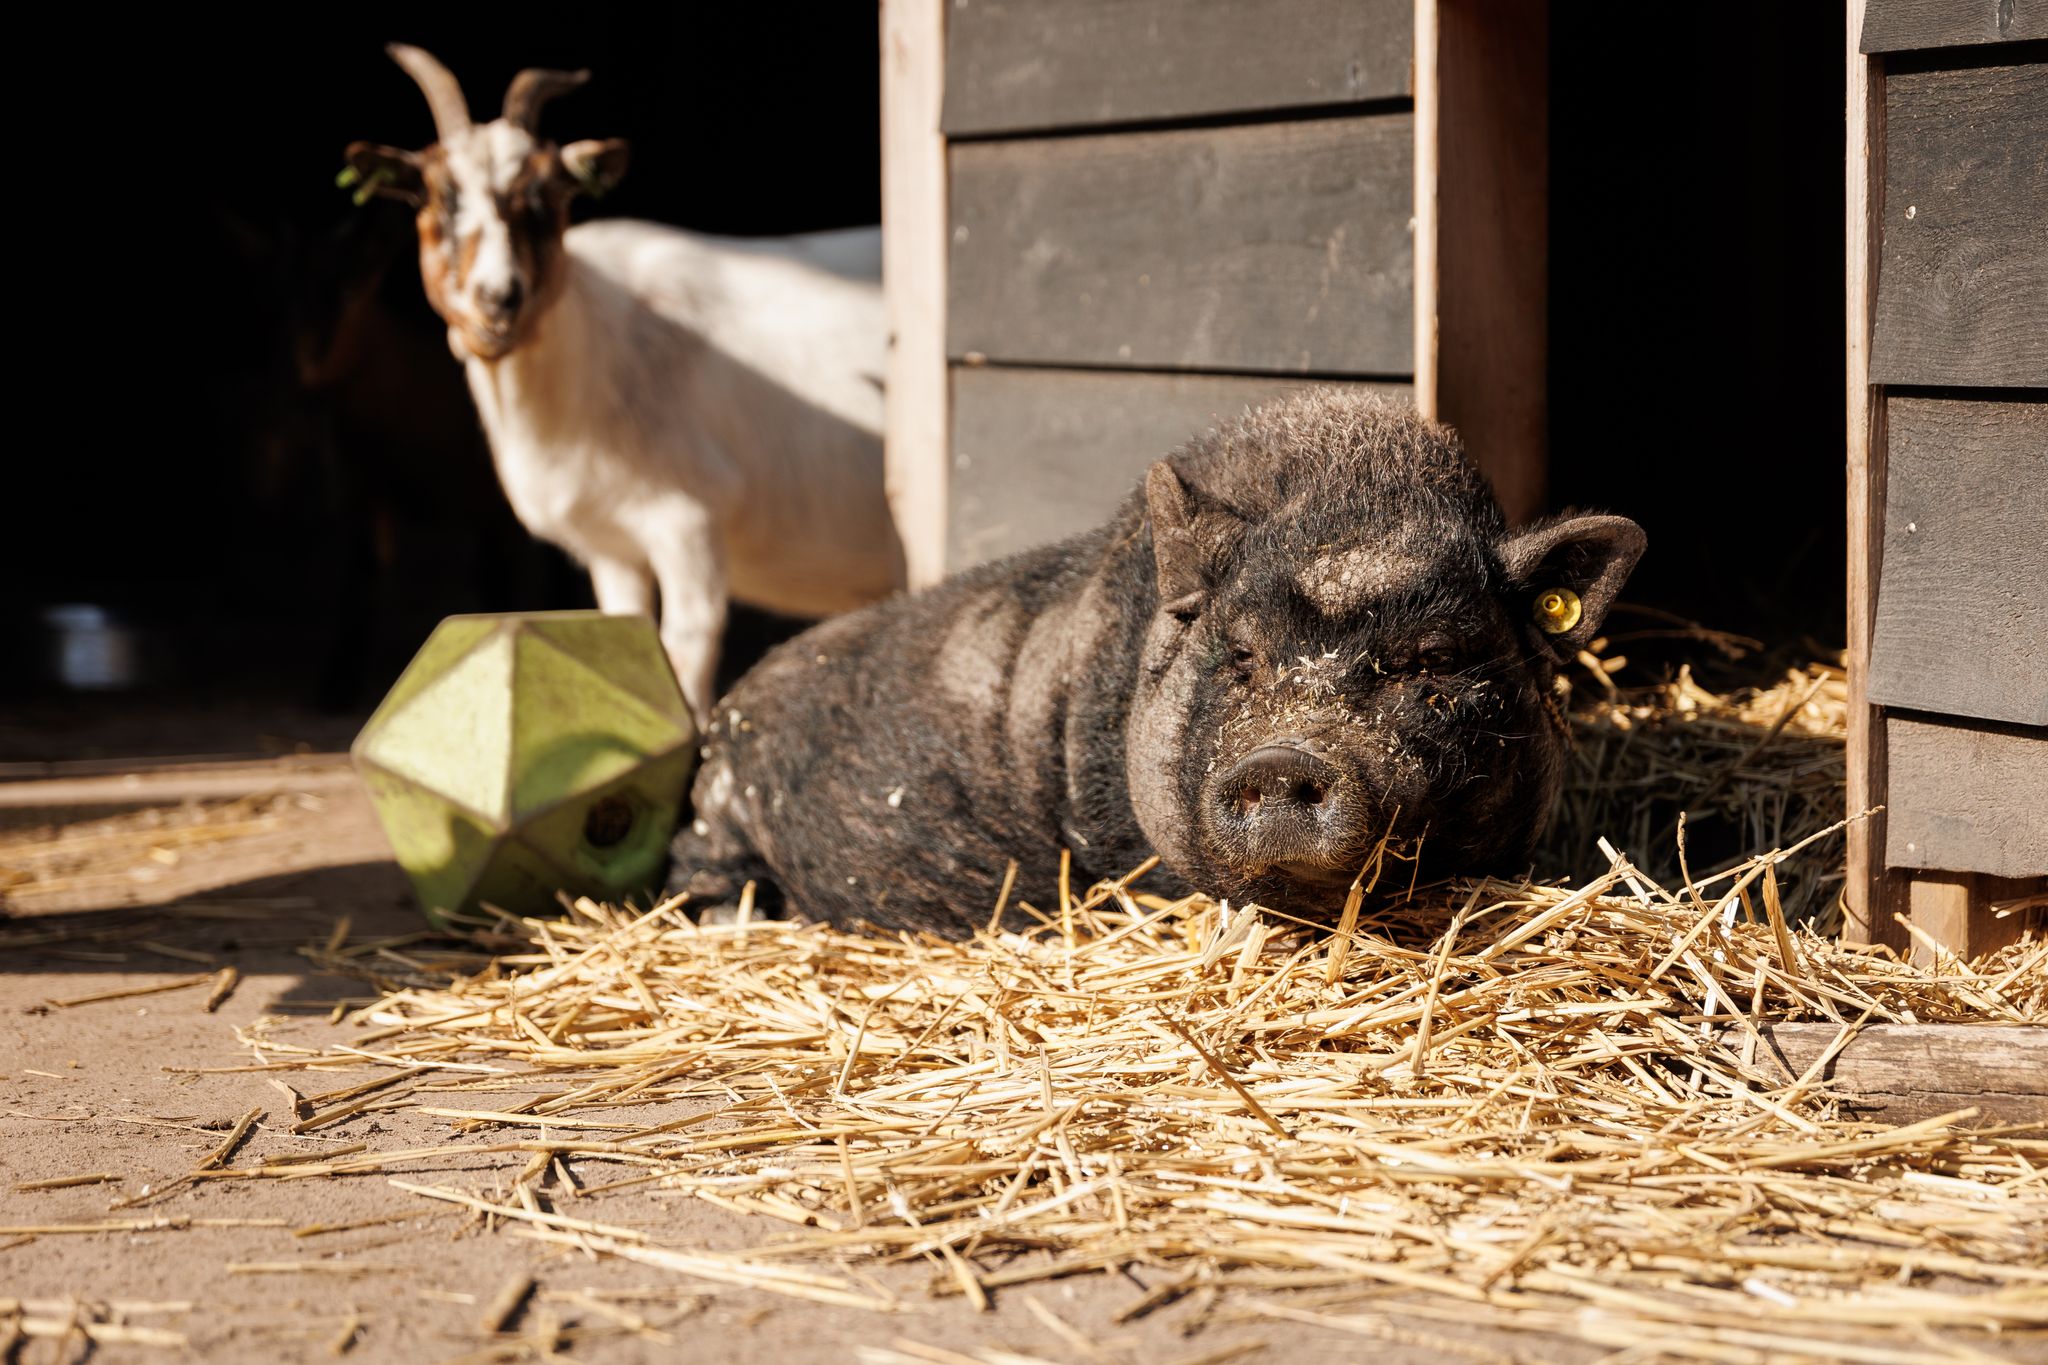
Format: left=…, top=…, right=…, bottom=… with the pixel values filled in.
left=1125, top=393, right=1643, bottom=915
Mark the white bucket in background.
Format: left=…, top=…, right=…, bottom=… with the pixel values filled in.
left=41, top=604, right=140, bottom=691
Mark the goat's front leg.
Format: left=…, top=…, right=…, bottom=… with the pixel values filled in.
left=642, top=504, right=728, bottom=724
left=587, top=555, right=656, bottom=618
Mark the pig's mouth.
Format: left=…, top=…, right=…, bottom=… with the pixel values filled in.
left=1265, top=859, right=1360, bottom=889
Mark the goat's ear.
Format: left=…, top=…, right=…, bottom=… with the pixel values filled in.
left=1146, top=461, right=1242, bottom=619
left=560, top=139, right=629, bottom=198
left=1499, top=514, right=1646, bottom=660
left=340, top=143, right=425, bottom=207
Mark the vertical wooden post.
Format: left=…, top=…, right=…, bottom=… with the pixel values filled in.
left=882, top=0, right=951, bottom=590
left=1843, top=0, right=1909, bottom=952
left=1413, top=0, right=1550, bottom=527
left=1412, top=0, right=1440, bottom=424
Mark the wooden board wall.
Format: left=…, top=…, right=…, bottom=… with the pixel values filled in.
left=937, top=6, right=1432, bottom=573
left=948, top=369, right=1411, bottom=567
left=1869, top=60, right=2048, bottom=388
left=948, top=114, right=1414, bottom=376
left=1886, top=715, right=2048, bottom=880
left=1847, top=3, right=2047, bottom=955
left=901, top=0, right=1546, bottom=604
left=943, top=0, right=1412, bottom=136
left=1868, top=396, right=2048, bottom=727
left=1861, top=0, right=2047, bottom=52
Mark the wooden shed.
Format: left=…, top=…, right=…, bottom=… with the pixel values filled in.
left=1845, top=0, right=2047, bottom=959
left=879, top=0, right=2045, bottom=955
left=882, top=0, right=1547, bottom=581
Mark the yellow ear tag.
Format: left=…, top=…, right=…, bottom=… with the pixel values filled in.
left=1534, top=587, right=1582, bottom=635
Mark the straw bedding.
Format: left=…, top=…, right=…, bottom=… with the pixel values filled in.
left=45, top=654, right=1999, bottom=1357
left=1541, top=655, right=1853, bottom=931
left=238, top=803, right=2048, bottom=1358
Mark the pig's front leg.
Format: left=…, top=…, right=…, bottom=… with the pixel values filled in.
left=666, top=772, right=783, bottom=921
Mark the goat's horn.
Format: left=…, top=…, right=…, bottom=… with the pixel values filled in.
left=386, top=43, right=471, bottom=140
left=502, top=67, right=590, bottom=132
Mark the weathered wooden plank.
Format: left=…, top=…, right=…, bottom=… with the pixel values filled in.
left=943, top=0, right=1412, bottom=137
left=947, top=367, right=1411, bottom=569
left=1418, top=0, right=1549, bottom=526
left=1885, top=713, right=2048, bottom=880
left=1761, top=1024, right=2048, bottom=1124
left=1861, top=0, right=2046, bottom=52
left=1844, top=0, right=1908, bottom=952
left=0, top=757, right=358, bottom=809
left=1870, top=61, right=2048, bottom=387
left=949, top=115, right=1413, bottom=376
left=882, top=0, right=952, bottom=590
left=1868, top=397, right=2047, bottom=727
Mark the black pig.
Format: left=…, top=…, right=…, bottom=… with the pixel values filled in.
left=667, top=391, right=1643, bottom=933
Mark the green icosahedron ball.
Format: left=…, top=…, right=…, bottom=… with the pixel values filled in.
left=351, top=612, right=698, bottom=926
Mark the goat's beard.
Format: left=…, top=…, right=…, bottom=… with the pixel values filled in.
left=450, top=319, right=520, bottom=362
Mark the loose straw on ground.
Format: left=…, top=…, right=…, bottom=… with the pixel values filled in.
left=242, top=811, right=2045, bottom=1357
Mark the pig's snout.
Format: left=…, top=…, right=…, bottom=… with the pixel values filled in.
left=1224, top=746, right=1335, bottom=815
left=1214, top=745, right=1360, bottom=878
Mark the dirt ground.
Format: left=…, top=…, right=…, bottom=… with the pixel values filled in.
left=1, top=755, right=1599, bottom=1364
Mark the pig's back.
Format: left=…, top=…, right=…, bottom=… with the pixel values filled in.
left=685, top=515, right=1156, bottom=932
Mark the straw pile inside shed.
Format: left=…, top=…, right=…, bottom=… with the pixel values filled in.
left=242, top=808, right=2048, bottom=1361
left=1542, top=655, right=1851, bottom=930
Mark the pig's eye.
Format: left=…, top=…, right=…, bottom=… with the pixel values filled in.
left=1413, top=635, right=1461, bottom=674
left=1227, top=643, right=1259, bottom=681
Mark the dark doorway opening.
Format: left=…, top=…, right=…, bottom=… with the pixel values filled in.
left=5, top=10, right=880, bottom=757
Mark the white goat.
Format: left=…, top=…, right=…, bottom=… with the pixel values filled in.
left=346, top=45, right=903, bottom=717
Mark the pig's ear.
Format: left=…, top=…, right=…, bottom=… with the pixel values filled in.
left=1145, top=461, right=1235, bottom=619
left=1499, top=514, right=1646, bottom=658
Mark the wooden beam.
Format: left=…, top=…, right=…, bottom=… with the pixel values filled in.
left=1412, top=0, right=1439, bottom=423
left=881, top=0, right=952, bottom=591
left=1413, top=0, right=1549, bottom=526
left=1844, top=0, right=1909, bottom=954
left=0, top=757, right=358, bottom=811
left=1761, top=1023, right=2048, bottom=1124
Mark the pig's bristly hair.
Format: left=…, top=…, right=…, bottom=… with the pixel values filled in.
left=1161, top=389, right=1505, bottom=539
left=670, top=388, right=1644, bottom=935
